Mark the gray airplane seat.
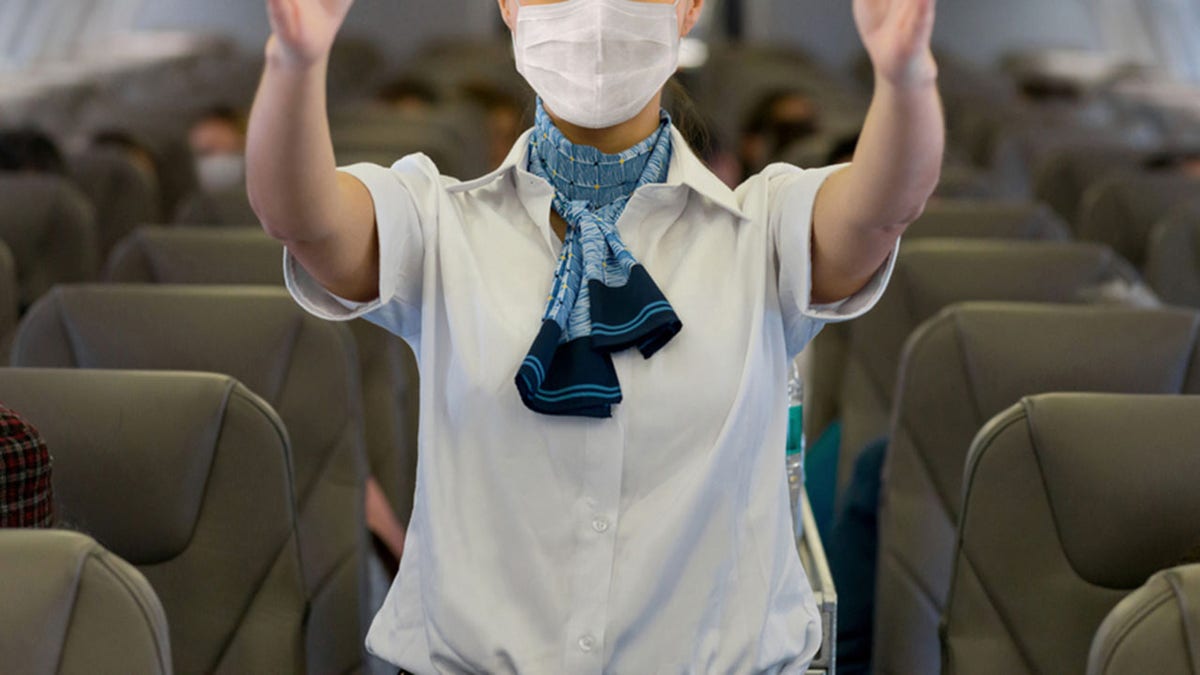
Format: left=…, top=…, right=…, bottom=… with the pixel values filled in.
left=71, top=145, right=161, bottom=256
left=103, top=226, right=422, bottom=528
left=1078, top=170, right=1200, bottom=268
left=873, top=303, right=1200, bottom=675
left=105, top=226, right=284, bottom=285
left=0, top=173, right=99, bottom=310
left=834, top=240, right=1141, bottom=494
left=905, top=201, right=1071, bottom=241
left=10, top=286, right=370, bottom=675
left=0, top=529, right=172, bottom=675
left=173, top=187, right=261, bottom=228
left=0, top=369, right=305, bottom=674
left=1088, top=564, right=1200, bottom=675
left=1146, top=204, right=1200, bottom=309
left=0, top=240, right=16, bottom=363
left=802, top=208, right=1074, bottom=458
left=944, top=394, right=1200, bottom=675
left=1031, top=143, right=1149, bottom=227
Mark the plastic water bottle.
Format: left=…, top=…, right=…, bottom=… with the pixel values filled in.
left=786, top=359, right=805, bottom=538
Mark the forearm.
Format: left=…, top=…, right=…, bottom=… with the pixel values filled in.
left=812, top=75, right=944, bottom=301
left=246, top=37, right=354, bottom=243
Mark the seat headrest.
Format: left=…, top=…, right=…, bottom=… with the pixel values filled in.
left=899, top=302, right=1200, bottom=519
left=1088, top=564, right=1200, bottom=675
left=105, top=227, right=284, bottom=285
left=0, top=529, right=170, bottom=675
left=1023, top=396, right=1200, bottom=588
left=0, top=369, right=242, bottom=564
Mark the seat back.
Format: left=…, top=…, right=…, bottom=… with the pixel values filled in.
left=173, top=188, right=260, bottom=227
left=0, top=174, right=98, bottom=308
left=836, top=240, right=1141, bottom=491
left=873, top=303, right=1200, bottom=675
left=0, top=369, right=306, bottom=675
left=104, top=227, right=421, bottom=526
left=802, top=211, right=1072, bottom=447
left=1031, top=143, right=1147, bottom=227
left=10, top=287, right=369, bottom=675
left=105, top=227, right=284, bottom=285
left=906, top=201, right=1071, bottom=241
left=1078, top=171, right=1200, bottom=268
left=944, top=395, right=1200, bottom=675
left=71, top=146, right=160, bottom=256
left=1146, top=205, right=1200, bottom=309
left=1088, top=564, right=1200, bottom=675
left=0, top=240, right=16, bottom=361
left=0, top=529, right=172, bottom=675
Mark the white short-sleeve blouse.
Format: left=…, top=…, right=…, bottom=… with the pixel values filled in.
left=284, top=125, right=896, bottom=674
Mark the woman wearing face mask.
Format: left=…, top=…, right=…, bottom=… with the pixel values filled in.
left=248, top=0, right=942, bottom=672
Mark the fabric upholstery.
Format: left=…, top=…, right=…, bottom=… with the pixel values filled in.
left=71, top=146, right=160, bottom=256
left=944, top=395, right=1200, bottom=675
left=873, top=303, right=1200, bottom=675
left=0, top=529, right=172, bottom=675
left=173, top=188, right=260, bottom=228
left=0, top=174, right=98, bottom=309
left=836, top=240, right=1141, bottom=492
left=907, top=201, right=1070, bottom=241
left=104, top=226, right=421, bottom=525
left=1079, top=171, right=1200, bottom=268
left=1146, top=204, right=1200, bottom=310
left=0, top=369, right=305, bottom=675
left=1089, top=564, right=1200, bottom=675
left=10, top=288, right=369, bottom=675
left=802, top=210, right=1070, bottom=448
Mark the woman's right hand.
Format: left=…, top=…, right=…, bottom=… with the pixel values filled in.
left=266, top=0, right=356, bottom=68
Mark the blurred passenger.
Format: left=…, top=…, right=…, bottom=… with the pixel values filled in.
left=461, top=81, right=525, bottom=171
left=0, top=404, right=53, bottom=529
left=91, top=129, right=161, bottom=182
left=188, top=106, right=247, bottom=195
left=0, top=128, right=67, bottom=175
left=1145, top=149, right=1200, bottom=179
left=177, top=107, right=256, bottom=225
left=739, top=89, right=820, bottom=177
left=377, top=77, right=440, bottom=112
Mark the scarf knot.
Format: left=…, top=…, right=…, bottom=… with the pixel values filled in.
left=515, top=100, right=683, bottom=418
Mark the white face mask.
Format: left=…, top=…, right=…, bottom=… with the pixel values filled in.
left=194, top=153, right=245, bottom=194
left=512, top=0, right=683, bottom=129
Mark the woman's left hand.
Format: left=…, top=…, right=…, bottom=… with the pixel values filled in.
left=853, top=0, right=938, bottom=88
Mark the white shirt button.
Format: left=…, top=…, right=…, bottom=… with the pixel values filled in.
left=592, top=516, right=610, bottom=533
left=578, top=634, right=596, bottom=652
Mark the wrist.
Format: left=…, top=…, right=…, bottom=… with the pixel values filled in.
left=265, top=35, right=329, bottom=75
left=873, top=51, right=939, bottom=92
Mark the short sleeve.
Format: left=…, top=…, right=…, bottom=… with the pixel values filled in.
left=283, top=154, right=438, bottom=341
left=765, top=163, right=899, bottom=357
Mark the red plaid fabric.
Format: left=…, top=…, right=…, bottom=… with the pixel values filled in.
left=0, top=404, right=53, bottom=528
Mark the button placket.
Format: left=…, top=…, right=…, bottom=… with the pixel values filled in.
left=561, top=418, right=625, bottom=674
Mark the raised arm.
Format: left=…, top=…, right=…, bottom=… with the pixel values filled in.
left=810, top=0, right=943, bottom=303
left=247, top=0, right=379, bottom=302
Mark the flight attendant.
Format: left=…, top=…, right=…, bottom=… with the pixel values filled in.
left=247, top=0, right=943, bottom=671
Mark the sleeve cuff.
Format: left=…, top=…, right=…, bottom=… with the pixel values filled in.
left=282, top=247, right=383, bottom=322
left=803, top=240, right=900, bottom=322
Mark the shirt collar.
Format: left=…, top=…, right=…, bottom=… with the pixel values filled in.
left=449, top=125, right=747, bottom=222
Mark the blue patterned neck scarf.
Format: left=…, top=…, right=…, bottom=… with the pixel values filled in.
left=515, top=99, right=682, bottom=418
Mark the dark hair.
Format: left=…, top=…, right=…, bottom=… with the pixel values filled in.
left=461, top=81, right=521, bottom=113
left=0, top=127, right=66, bottom=175
left=826, top=132, right=861, bottom=165
left=741, top=88, right=817, bottom=136
left=377, top=77, right=440, bottom=107
left=193, top=106, right=246, bottom=133
left=664, top=77, right=714, bottom=158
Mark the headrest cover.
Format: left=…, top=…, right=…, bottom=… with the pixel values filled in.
left=0, top=370, right=237, bottom=564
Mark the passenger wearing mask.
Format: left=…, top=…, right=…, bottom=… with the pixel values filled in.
left=176, top=107, right=258, bottom=226
left=739, top=89, right=821, bottom=177
left=248, top=0, right=943, bottom=672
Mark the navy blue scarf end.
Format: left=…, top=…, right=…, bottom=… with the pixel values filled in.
left=588, top=265, right=682, bottom=358
left=516, top=321, right=622, bottom=419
